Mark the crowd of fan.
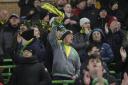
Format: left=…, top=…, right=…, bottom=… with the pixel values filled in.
left=0, top=0, right=128, bottom=85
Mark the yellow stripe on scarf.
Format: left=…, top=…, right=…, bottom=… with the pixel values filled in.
left=64, top=44, right=71, bottom=58
left=41, top=3, right=64, bottom=22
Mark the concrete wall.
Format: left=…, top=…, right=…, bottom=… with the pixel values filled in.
left=0, top=0, right=20, bottom=15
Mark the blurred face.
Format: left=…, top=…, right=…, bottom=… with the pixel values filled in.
left=20, top=24, right=28, bottom=34
left=77, top=1, right=86, bottom=10
left=57, top=0, right=68, bottom=6
left=87, top=58, right=102, bottom=71
left=83, top=70, right=91, bottom=85
left=92, top=31, right=101, bottom=42
left=63, top=33, right=73, bottom=44
left=9, top=17, right=20, bottom=26
left=99, top=10, right=107, bottom=18
left=112, top=3, right=118, bottom=10
left=32, top=27, right=40, bottom=38
left=82, top=22, right=91, bottom=29
left=43, top=14, right=50, bottom=22
left=109, top=20, right=120, bottom=32
left=88, top=46, right=100, bottom=56
left=64, top=4, right=72, bottom=13
left=23, top=50, right=32, bottom=58
left=34, top=0, right=41, bottom=7
left=87, top=58, right=102, bottom=78
left=87, top=0, right=95, bottom=7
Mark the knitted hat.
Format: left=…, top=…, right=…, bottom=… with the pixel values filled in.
left=9, top=13, right=19, bottom=19
left=60, top=30, right=73, bottom=40
left=107, top=16, right=117, bottom=27
left=20, top=29, right=34, bottom=41
left=80, top=17, right=90, bottom=27
left=89, top=28, right=105, bottom=42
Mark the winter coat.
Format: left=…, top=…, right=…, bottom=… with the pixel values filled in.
left=8, top=56, right=52, bottom=85
left=106, top=30, right=124, bottom=60
left=48, top=25, right=81, bottom=78
left=89, top=29, right=114, bottom=63
left=2, top=23, right=19, bottom=58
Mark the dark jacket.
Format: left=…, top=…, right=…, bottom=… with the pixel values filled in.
left=106, top=30, right=124, bottom=60
left=64, top=15, right=80, bottom=34
left=2, top=23, right=19, bottom=58
left=73, top=32, right=89, bottom=63
left=8, top=56, right=52, bottom=85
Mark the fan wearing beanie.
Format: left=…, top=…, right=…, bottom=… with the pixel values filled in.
left=72, top=17, right=91, bottom=63
left=80, top=17, right=91, bottom=34
left=48, top=23, right=81, bottom=80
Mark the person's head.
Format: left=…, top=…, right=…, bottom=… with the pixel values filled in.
left=89, top=29, right=104, bottom=43
left=23, top=47, right=34, bottom=58
left=109, top=1, right=118, bottom=11
left=108, top=16, right=120, bottom=32
left=61, top=30, right=73, bottom=45
left=87, top=0, right=95, bottom=7
left=87, top=44, right=100, bottom=56
left=77, top=0, right=86, bottom=10
left=8, top=13, right=20, bottom=27
left=56, top=0, right=68, bottom=7
left=86, top=54, right=103, bottom=79
left=64, top=4, right=72, bottom=13
left=31, top=26, right=40, bottom=38
left=34, top=0, right=41, bottom=7
left=80, top=17, right=91, bottom=30
left=99, top=9, right=107, bottom=18
left=19, top=24, right=28, bottom=34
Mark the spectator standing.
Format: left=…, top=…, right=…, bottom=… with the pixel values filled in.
left=48, top=19, right=81, bottom=80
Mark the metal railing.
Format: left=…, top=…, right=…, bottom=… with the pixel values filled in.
left=1, top=59, right=75, bottom=85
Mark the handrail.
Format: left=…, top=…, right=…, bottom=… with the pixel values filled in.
left=52, top=80, right=75, bottom=85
